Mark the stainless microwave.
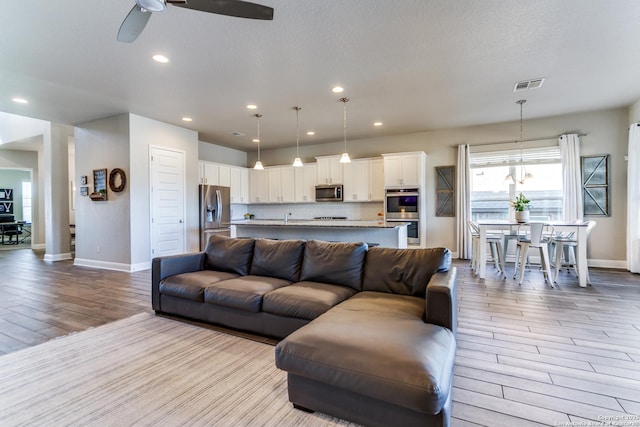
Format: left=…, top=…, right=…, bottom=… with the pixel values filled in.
left=315, top=185, right=343, bottom=202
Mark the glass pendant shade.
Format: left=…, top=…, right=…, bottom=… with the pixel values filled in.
left=253, top=160, right=264, bottom=170
left=292, top=157, right=303, bottom=167
left=340, top=152, right=351, bottom=163
left=504, top=174, right=515, bottom=185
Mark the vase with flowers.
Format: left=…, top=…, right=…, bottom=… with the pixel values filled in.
left=511, top=192, right=531, bottom=223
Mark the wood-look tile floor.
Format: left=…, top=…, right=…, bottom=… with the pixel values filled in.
left=1, top=248, right=639, bottom=425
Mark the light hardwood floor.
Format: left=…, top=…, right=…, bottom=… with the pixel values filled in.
left=1, top=248, right=639, bottom=425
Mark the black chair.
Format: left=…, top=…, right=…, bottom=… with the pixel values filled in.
left=0, top=214, right=22, bottom=245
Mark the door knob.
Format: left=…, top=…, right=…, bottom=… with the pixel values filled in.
left=179, top=219, right=184, bottom=223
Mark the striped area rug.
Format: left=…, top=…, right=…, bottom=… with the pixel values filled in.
left=0, top=313, right=356, bottom=426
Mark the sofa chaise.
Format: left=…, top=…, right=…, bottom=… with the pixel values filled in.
left=152, top=235, right=457, bottom=427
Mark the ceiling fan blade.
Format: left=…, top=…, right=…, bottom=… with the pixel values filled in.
left=117, top=5, right=153, bottom=43
left=171, top=0, right=274, bottom=20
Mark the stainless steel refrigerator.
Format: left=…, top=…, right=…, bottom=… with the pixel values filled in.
left=199, top=185, right=231, bottom=250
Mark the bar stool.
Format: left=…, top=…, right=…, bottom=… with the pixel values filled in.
left=513, top=222, right=555, bottom=286
left=468, top=220, right=505, bottom=276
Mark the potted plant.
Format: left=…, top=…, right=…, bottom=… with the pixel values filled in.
left=511, top=192, right=531, bottom=222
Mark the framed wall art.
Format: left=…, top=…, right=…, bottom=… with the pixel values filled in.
left=581, top=154, right=609, bottom=216
left=435, top=166, right=455, bottom=217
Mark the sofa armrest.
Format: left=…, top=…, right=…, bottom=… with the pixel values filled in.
left=151, top=252, right=206, bottom=311
left=425, top=267, right=458, bottom=335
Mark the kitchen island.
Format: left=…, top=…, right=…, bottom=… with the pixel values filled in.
left=231, top=219, right=409, bottom=248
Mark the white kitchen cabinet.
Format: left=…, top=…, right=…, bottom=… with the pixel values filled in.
left=249, top=168, right=269, bottom=203
left=267, top=166, right=295, bottom=203
left=199, top=161, right=219, bottom=185
left=342, top=160, right=370, bottom=202
left=315, top=155, right=343, bottom=185
left=294, top=164, right=317, bottom=202
left=382, top=152, right=426, bottom=187
left=230, top=166, right=249, bottom=204
left=369, top=158, right=385, bottom=201
left=218, top=165, right=231, bottom=187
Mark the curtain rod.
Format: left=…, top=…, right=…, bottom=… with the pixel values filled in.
left=470, top=133, right=588, bottom=148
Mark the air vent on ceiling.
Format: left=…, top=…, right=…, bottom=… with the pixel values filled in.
left=513, top=78, right=545, bottom=92
left=231, top=131, right=245, bottom=136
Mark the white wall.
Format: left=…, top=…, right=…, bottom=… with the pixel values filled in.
left=199, top=141, right=247, bottom=167
left=74, top=115, right=131, bottom=267
left=249, top=107, right=630, bottom=264
left=129, top=114, right=200, bottom=263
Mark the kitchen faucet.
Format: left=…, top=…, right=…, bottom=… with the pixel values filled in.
left=284, top=212, right=292, bottom=223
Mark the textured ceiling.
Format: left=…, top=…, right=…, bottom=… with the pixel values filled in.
left=1, top=0, right=640, bottom=151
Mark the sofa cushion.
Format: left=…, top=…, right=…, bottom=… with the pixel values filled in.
left=205, top=235, right=255, bottom=276
left=363, top=247, right=451, bottom=297
left=262, top=281, right=357, bottom=320
left=275, top=291, right=456, bottom=415
left=250, top=239, right=306, bottom=282
left=203, top=275, right=291, bottom=313
left=159, top=270, right=239, bottom=302
left=299, top=240, right=368, bottom=291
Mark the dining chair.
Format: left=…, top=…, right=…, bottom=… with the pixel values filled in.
left=513, top=222, right=555, bottom=286
left=468, top=220, right=505, bottom=276
left=552, top=220, right=596, bottom=284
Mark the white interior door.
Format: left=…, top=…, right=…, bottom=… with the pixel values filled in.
left=150, top=147, right=185, bottom=257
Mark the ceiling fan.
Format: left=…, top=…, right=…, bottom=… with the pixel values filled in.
left=117, top=0, right=274, bottom=43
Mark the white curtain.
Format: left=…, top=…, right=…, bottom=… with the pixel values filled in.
left=628, top=123, right=640, bottom=273
left=559, top=134, right=583, bottom=222
left=456, top=144, right=471, bottom=259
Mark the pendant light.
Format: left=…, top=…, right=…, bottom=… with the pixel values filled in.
left=253, top=113, right=264, bottom=170
left=339, top=97, right=351, bottom=163
left=504, top=99, right=532, bottom=184
left=292, top=106, right=303, bottom=167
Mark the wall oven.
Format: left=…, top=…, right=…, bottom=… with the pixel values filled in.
left=385, top=188, right=420, bottom=245
left=385, top=188, right=420, bottom=219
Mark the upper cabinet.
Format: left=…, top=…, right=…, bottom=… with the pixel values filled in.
left=316, top=155, right=343, bottom=185
left=249, top=168, right=268, bottom=203
left=343, top=160, right=370, bottom=202
left=343, top=158, right=385, bottom=202
left=369, top=158, right=385, bottom=201
left=294, top=164, right=317, bottom=203
left=229, top=166, right=249, bottom=204
left=199, top=161, right=219, bottom=185
left=382, top=152, right=427, bottom=187
left=218, top=165, right=231, bottom=187
left=267, top=166, right=295, bottom=203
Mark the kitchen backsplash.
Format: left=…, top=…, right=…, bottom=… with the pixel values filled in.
left=231, top=202, right=384, bottom=221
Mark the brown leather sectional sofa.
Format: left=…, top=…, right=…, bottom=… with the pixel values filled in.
left=152, top=235, right=457, bottom=427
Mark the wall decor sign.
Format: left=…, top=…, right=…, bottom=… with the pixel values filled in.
left=90, top=168, right=108, bottom=201
left=581, top=154, right=610, bottom=216
left=0, top=189, right=13, bottom=201
left=435, top=166, right=455, bottom=217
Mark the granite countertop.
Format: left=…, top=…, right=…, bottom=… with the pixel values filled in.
left=231, top=219, right=409, bottom=229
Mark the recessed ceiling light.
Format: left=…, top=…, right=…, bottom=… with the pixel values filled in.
left=373, top=122, right=383, bottom=127
left=246, top=104, right=258, bottom=110
left=182, top=117, right=193, bottom=122
left=332, top=86, right=344, bottom=93
left=12, top=97, right=28, bottom=104
left=252, top=138, right=260, bottom=143
left=152, top=54, right=169, bottom=63
left=306, top=131, right=315, bottom=136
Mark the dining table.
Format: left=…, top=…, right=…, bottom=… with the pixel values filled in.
left=474, top=219, right=591, bottom=287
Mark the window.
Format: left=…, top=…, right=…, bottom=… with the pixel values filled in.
left=21, top=181, right=32, bottom=223
left=470, top=146, right=563, bottom=221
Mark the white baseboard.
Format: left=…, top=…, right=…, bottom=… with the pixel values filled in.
left=73, top=258, right=151, bottom=272
left=44, top=252, right=72, bottom=262
left=588, top=258, right=627, bottom=269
